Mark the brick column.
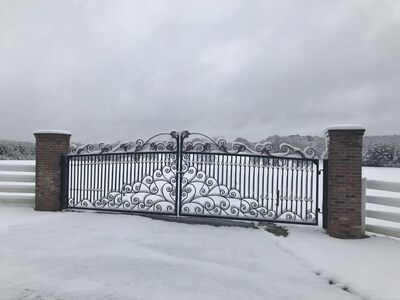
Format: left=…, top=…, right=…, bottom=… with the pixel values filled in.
left=325, top=125, right=365, bottom=239
left=34, top=130, right=71, bottom=211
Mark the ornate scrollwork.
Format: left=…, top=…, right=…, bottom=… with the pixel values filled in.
left=68, top=161, right=177, bottom=214
left=182, top=131, right=318, bottom=159
left=179, top=163, right=315, bottom=222
left=69, top=131, right=178, bottom=155
left=66, top=130, right=319, bottom=224
left=278, top=143, right=317, bottom=159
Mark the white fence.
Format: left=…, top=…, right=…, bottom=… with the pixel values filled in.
left=0, top=160, right=35, bottom=206
left=362, top=178, right=400, bottom=238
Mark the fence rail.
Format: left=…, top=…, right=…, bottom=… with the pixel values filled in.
left=363, top=178, right=400, bottom=238
left=0, top=160, right=35, bottom=206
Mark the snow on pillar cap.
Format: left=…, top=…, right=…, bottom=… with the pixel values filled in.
left=323, top=124, right=365, bottom=134
left=34, top=129, right=72, bottom=136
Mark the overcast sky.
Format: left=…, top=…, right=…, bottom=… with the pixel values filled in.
left=1, top=0, right=399, bottom=143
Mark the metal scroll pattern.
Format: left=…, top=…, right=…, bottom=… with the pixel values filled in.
left=67, top=154, right=177, bottom=214
left=69, top=131, right=179, bottom=155
left=179, top=153, right=317, bottom=223
left=181, top=131, right=317, bottom=159
left=64, top=131, right=320, bottom=224
left=67, top=132, right=179, bottom=214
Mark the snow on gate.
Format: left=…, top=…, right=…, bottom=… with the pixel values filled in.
left=62, top=131, right=324, bottom=225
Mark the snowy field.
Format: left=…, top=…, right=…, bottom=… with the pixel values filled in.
left=0, top=166, right=399, bottom=299
left=0, top=206, right=399, bottom=300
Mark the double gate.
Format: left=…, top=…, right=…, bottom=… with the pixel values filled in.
left=61, top=131, right=323, bottom=225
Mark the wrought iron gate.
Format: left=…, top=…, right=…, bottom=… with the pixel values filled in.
left=61, top=131, right=322, bottom=225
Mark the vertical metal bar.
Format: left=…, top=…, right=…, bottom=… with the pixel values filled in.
left=266, top=158, right=270, bottom=210
left=285, top=159, right=289, bottom=212
left=115, top=154, right=119, bottom=196
left=306, top=160, right=309, bottom=202
left=85, top=156, right=88, bottom=201
left=312, top=161, right=317, bottom=225
left=275, top=158, right=279, bottom=213
left=86, top=156, right=89, bottom=200
left=280, top=159, right=284, bottom=211
left=95, top=155, right=99, bottom=201
left=256, top=157, right=260, bottom=202
left=134, top=154, right=138, bottom=183
left=238, top=156, right=242, bottom=194
left=176, top=133, right=182, bottom=216
left=79, top=156, right=83, bottom=204
left=247, top=157, right=251, bottom=198
left=290, top=159, right=294, bottom=215
left=295, top=160, right=299, bottom=215
left=59, top=155, right=66, bottom=210
left=252, top=156, right=256, bottom=200
left=122, top=153, right=126, bottom=192
left=241, top=156, right=245, bottom=198
left=111, top=154, right=115, bottom=195
left=310, top=161, right=314, bottom=203
left=233, top=155, right=237, bottom=190
left=226, top=155, right=229, bottom=189
left=229, top=155, right=233, bottom=190
left=106, top=154, right=111, bottom=199
left=322, top=159, right=329, bottom=229
left=224, top=155, right=228, bottom=188
left=132, top=153, right=135, bottom=184
left=118, top=154, right=122, bottom=208
left=261, top=157, right=265, bottom=208
left=66, top=156, right=71, bottom=208
left=107, top=154, right=115, bottom=194
left=88, top=156, right=91, bottom=200
left=75, top=156, right=78, bottom=204
left=73, top=157, right=76, bottom=206
left=146, top=153, right=150, bottom=177
left=219, top=155, right=222, bottom=183
left=300, top=160, right=304, bottom=219
left=101, top=155, right=105, bottom=202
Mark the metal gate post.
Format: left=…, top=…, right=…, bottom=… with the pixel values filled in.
left=322, top=159, right=329, bottom=229
left=59, top=155, right=68, bottom=210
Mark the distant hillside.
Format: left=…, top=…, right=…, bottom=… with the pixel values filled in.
left=1, top=135, right=400, bottom=167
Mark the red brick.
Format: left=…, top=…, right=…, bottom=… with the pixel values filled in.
left=326, top=129, right=365, bottom=239
left=34, top=132, right=70, bottom=211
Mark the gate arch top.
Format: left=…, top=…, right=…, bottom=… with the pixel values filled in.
left=68, top=130, right=318, bottom=159
left=69, top=131, right=179, bottom=155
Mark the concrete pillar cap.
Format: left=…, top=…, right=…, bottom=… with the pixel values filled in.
left=323, top=124, right=365, bottom=134
left=34, top=130, right=71, bottom=136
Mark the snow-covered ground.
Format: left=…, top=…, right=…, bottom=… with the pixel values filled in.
left=0, top=206, right=399, bottom=300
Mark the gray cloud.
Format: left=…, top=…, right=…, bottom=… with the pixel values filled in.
left=1, top=0, right=399, bottom=143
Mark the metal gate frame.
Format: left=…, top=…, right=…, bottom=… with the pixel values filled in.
left=61, top=131, right=324, bottom=225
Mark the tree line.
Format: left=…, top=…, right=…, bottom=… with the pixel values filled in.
left=1, top=135, right=400, bottom=167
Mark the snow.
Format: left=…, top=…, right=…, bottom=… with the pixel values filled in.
left=0, top=160, right=35, bottom=166
left=279, top=225, right=400, bottom=300
left=33, top=129, right=71, bottom=135
left=363, top=167, right=400, bottom=230
left=0, top=206, right=399, bottom=300
left=323, top=124, right=365, bottom=133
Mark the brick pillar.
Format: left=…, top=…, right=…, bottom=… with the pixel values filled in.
left=34, top=130, right=71, bottom=211
left=325, top=125, right=365, bottom=239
